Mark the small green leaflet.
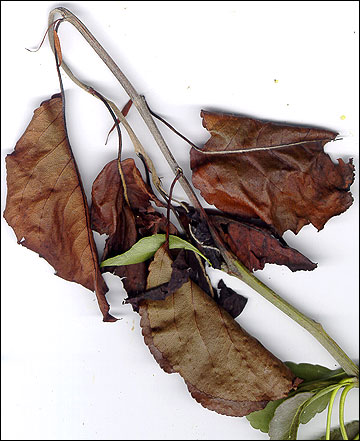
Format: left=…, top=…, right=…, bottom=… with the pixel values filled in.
left=318, top=420, right=359, bottom=440
left=100, top=234, right=211, bottom=267
left=246, top=399, right=285, bottom=433
left=268, top=392, right=314, bottom=440
left=246, top=362, right=346, bottom=435
left=285, top=362, right=345, bottom=383
left=300, top=391, right=332, bottom=424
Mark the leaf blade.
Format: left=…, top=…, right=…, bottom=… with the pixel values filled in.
left=246, top=398, right=286, bottom=433
left=319, top=420, right=359, bottom=440
left=101, top=234, right=211, bottom=267
left=139, top=246, right=298, bottom=417
left=268, top=392, right=314, bottom=440
left=190, top=111, right=354, bottom=235
left=4, top=94, right=114, bottom=322
left=285, top=362, right=340, bottom=382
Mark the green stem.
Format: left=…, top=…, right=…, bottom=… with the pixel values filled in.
left=353, top=434, right=359, bottom=440
left=339, top=384, right=355, bottom=440
left=47, top=7, right=358, bottom=379
left=230, top=260, right=359, bottom=377
left=305, top=381, right=352, bottom=408
left=326, top=385, right=344, bottom=440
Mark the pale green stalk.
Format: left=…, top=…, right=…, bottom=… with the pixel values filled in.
left=339, top=384, right=356, bottom=440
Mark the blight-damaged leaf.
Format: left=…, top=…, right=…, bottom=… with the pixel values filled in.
left=217, top=279, right=247, bottom=318
left=191, top=111, right=354, bottom=235
left=91, top=158, right=175, bottom=296
left=212, top=215, right=317, bottom=272
left=125, top=247, right=191, bottom=311
left=177, top=205, right=316, bottom=272
left=4, top=94, right=115, bottom=322
left=139, top=246, right=299, bottom=417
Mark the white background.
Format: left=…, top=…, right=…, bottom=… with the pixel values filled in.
left=1, top=1, right=359, bottom=440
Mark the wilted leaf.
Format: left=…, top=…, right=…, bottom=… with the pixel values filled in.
left=139, top=246, right=299, bottom=417
left=91, top=158, right=145, bottom=296
left=101, top=234, right=210, bottom=267
left=177, top=205, right=316, bottom=272
left=211, top=215, right=317, bottom=272
left=176, top=205, right=223, bottom=269
left=190, top=111, right=354, bottom=235
left=4, top=94, right=115, bottom=322
left=125, top=247, right=191, bottom=310
left=217, top=279, right=247, bottom=318
left=319, top=420, right=359, bottom=440
left=268, top=392, right=314, bottom=440
left=91, top=158, right=176, bottom=297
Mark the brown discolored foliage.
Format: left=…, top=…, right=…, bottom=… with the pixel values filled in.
left=4, top=94, right=115, bottom=322
left=177, top=205, right=316, bottom=272
left=211, top=214, right=317, bottom=272
left=190, top=111, right=354, bottom=235
left=216, top=279, right=248, bottom=319
left=91, top=158, right=176, bottom=296
left=139, top=246, right=299, bottom=416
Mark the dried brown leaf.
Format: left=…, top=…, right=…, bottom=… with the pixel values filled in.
left=53, top=30, right=62, bottom=66
left=4, top=94, right=115, bottom=322
left=125, top=248, right=191, bottom=310
left=91, top=158, right=176, bottom=296
left=217, top=279, right=248, bottom=318
left=190, top=111, right=354, bottom=235
left=211, top=214, right=317, bottom=272
left=139, top=246, right=298, bottom=416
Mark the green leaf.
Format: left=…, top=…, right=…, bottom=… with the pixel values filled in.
left=246, top=363, right=347, bottom=435
left=285, top=362, right=344, bottom=383
left=100, top=234, right=211, bottom=267
left=246, top=398, right=285, bottom=433
left=268, top=392, right=314, bottom=440
left=300, top=391, right=332, bottom=424
left=318, top=420, right=359, bottom=440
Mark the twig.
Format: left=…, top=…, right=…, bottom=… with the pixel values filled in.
left=47, top=7, right=359, bottom=378
left=145, top=103, right=336, bottom=154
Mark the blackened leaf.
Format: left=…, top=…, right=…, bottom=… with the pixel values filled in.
left=4, top=94, right=115, bottom=322
left=177, top=206, right=316, bottom=272
left=183, top=249, right=215, bottom=299
left=217, top=279, right=247, bottom=318
left=191, top=111, right=354, bottom=235
left=176, top=205, right=223, bottom=269
left=125, top=247, right=191, bottom=310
